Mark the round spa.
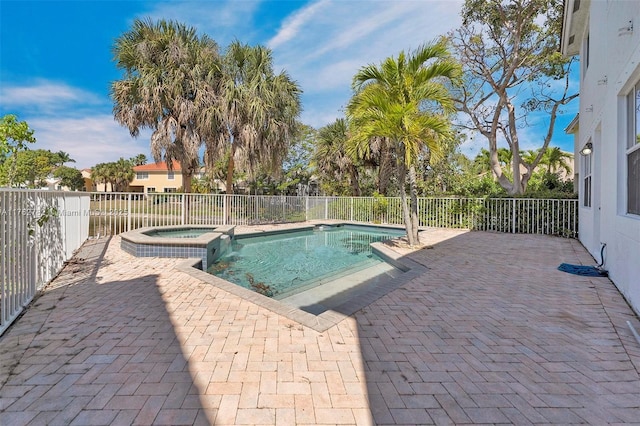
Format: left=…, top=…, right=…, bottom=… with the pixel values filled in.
left=120, top=225, right=235, bottom=269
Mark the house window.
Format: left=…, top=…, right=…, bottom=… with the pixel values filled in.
left=164, top=188, right=177, bottom=193
left=582, top=31, right=590, bottom=77
left=582, top=149, right=592, bottom=208
left=147, top=187, right=156, bottom=193
left=585, top=32, right=589, bottom=69
left=626, top=84, right=640, bottom=215
left=168, top=171, right=175, bottom=180
left=136, top=172, right=149, bottom=180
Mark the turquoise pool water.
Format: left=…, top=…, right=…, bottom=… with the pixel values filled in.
left=207, top=225, right=405, bottom=299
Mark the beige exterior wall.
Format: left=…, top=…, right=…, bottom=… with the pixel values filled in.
left=129, top=170, right=182, bottom=193
left=81, top=169, right=96, bottom=192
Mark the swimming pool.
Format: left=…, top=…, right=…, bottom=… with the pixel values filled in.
left=120, top=225, right=235, bottom=269
left=207, top=224, right=405, bottom=299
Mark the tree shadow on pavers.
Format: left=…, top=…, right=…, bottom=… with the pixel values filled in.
left=43, top=236, right=113, bottom=292
left=0, top=272, right=213, bottom=426
left=326, top=231, right=640, bottom=425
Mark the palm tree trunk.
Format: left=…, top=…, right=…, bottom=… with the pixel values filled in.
left=182, top=172, right=192, bottom=193
left=408, top=164, right=420, bottom=244
left=350, top=165, right=361, bottom=196
left=397, top=147, right=417, bottom=246
left=182, top=171, right=192, bottom=223
left=226, top=144, right=236, bottom=195
left=224, top=144, right=236, bottom=222
left=378, top=142, right=392, bottom=195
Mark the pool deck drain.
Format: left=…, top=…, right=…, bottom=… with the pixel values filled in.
left=1, top=225, right=639, bottom=425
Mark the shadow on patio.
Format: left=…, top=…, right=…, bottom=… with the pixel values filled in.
left=0, top=238, right=213, bottom=425
left=0, top=229, right=639, bottom=425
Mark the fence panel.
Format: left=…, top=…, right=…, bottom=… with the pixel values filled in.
left=1, top=190, right=576, bottom=336
left=1, top=190, right=89, bottom=335
left=86, top=193, right=578, bottom=238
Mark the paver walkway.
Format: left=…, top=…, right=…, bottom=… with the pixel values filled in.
left=0, top=228, right=639, bottom=425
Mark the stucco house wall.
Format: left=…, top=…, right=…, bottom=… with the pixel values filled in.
left=130, top=162, right=182, bottom=193
left=562, top=0, right=640, bottom=314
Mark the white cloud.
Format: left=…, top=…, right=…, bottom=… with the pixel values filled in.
left=28, top=115, right=153, bottom=170
left=268, top=0, right=331, bottom=49
left=0, top=81, right=103, bottom=110
left=270, top=0, right=464, bottom=127
left=132, top=1, right=466, bottom=130
left=0, top=80, right=152, bottom=169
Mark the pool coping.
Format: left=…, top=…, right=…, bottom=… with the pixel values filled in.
left=120, top=224, right=236, bottom=246
left=176, top=223, right=426, bottom=332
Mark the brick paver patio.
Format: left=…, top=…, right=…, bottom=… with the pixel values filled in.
left=1, top=227, right=639, bottom=425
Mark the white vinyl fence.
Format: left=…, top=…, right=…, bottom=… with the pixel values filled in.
left=1, top=190, right=90, bottom=335
left=88, top=193, right=579, bottom=238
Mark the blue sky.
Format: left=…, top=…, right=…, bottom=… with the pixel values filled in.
left=0, top=0, right=577, bottom=170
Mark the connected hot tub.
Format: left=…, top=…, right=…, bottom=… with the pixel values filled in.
left=120, top=225, right=235, bottom=269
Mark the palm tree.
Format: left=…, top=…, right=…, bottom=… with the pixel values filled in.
left=540, top=147, right=573, bottom=175
left=521, top=149, right=539, bottom=167
left=111, top=18, right=221, bottom=193
left=474, top=147, right=513, bottom=177
left=113, top=158, right=135, bottom=192
left=497, top=147, right=512, bottom=169
left=54, top=150, right=75, bottom=167
left=371, top=136, right=395, bottom=196
left=347, top=40, right=461, bottom=246
left=206, top=41, right=301, bottom=194
left=130, top=154, right=147, bottom=166
left=313, top=119, right=361, bottom=195
left=91, top=163, right=110, bottom=192
left=473, top=148, right=492, bottom=174
left=105, top=162, right=119, bottom=192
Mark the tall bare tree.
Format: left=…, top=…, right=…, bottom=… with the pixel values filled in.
left=451, top=0, right=578, bottom=195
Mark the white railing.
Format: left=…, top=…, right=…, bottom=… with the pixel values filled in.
left=88, top=193, right=579, bottom=238
left=87, top=192, right=308, bottom=236
left=1, top=190, right=90, bottom=335
left=1, top=190, right=577, bottom=335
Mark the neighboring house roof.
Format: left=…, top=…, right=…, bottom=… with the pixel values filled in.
left=133, top=161, right=182, bottom=172
left=564, top=113, right=579, bottom=134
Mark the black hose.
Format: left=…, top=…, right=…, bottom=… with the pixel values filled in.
left=598, top=243, right=606, bottom=267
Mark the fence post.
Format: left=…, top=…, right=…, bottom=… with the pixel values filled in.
left=127, top=194, right=132, bottom=231
left=324, top=197, right=328, bottom=220
left=61, top=194, right=67, bottom=258
left=281, top=196, right=286, bottom=223
left=512, top=198, right=516, bottom=234
left=350, top=198, right=354, bottom=222
left=181, top=193, right=186, bottom=225
left=223, top=195, right=227, bottom=225
left=305, top=196, right=309, bottom=221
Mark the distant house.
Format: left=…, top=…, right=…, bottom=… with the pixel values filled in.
left=81, top=168, right=113, bottom=192
left=81, top=169, right=96, bottom=192
left=129, top=161, right=183, bottom=194
left=562, top=0, right=640, bottom=314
